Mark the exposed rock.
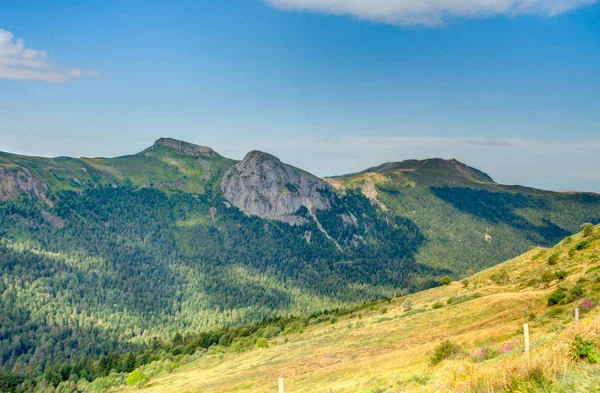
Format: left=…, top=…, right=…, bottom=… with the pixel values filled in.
left=220, top=150, right=333, bottom=225
left=0, top=167, right=53, bottom=207
left=151, top=138, right=219, bottom=158
left=41, top=209, right=65, bottom=229
left=303, top=231, right=312, bottom=244
left=197, top=158, right=211, bottom=170
left=340, top=213, right=358, bottom=228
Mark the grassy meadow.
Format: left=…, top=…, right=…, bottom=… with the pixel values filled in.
left=115, top=225, right=600, bottom=393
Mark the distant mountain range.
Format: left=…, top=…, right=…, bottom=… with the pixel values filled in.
left=0, top=137, right=599, bottom=380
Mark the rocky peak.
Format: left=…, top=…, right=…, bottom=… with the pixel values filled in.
left=220, top=150, right=333, bottom=225
left=150, top=138, right=219, bottom=158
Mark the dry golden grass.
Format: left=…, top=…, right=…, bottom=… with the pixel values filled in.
left=119, top=226, right=600, bottom=393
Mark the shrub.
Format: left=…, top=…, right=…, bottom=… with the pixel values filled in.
left=555, top=270, right=569, bottom=280
left=547, top=253, right=559, bottom=266
left=490, top=269, right=510, bottom=285
left=540, top=270, right=555, bottom=288
left=255, top=338, right=269, bottom=349
left=261, top=325, right=282, bottom=339
left=432, top=301, right=444, bottom=309
left=548, top=289, right=566, bottom=306
left=581, top=223, right=594, bottom=237
left=571, top=335, right=598, bottom=363
left=543, top=307, right=565, bottom=319
left=570, top=284, right=585, bottom=297
left=282, top=321, right=304, bottom=335
left=461, top=279, right=469, bottom=288
left=402, top=298, right=413, bottom=311
left=429, top=340, right=460, bottom=365
left=576, top=241, right=590, bottom=251
left=126, top=370, right=149, bottom=387
left=441, top=276, right=452, bottom=285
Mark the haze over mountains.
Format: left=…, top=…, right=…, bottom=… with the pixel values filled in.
left=0, top=137, right=599, bottom=391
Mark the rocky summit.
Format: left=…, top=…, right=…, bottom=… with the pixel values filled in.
left=150, top=137, right=220, bottom=158
left=220, top=150, right=333, bottom=224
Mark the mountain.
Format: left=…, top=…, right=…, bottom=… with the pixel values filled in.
left=347, top=157, right=495, bottom=183
left=220, top=150, right=335, bottom=225
left=0, top=138, right=599, bottom=391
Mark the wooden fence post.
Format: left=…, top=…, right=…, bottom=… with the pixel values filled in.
left=575, top=308, right=579, bottom=327
left=278, top=378, right=284, bottom=393
left=523, top=324, right=530, bottom=360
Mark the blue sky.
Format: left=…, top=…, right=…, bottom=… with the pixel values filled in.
left=0, top=0, right=599, bottom=190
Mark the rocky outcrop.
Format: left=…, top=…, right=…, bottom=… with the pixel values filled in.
left=220, top=151, right=333, bottom=225
left=0, top=167, right=53, bottom=207
left=150, top=138, right=219, bottom=158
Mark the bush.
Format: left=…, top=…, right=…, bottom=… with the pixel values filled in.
left=555, top=270, right=569, bottom=280
left=441, top=276, right=452, bottom=285
left=571, top=335, right=598, bottom=363
left=548, top=289, right=566, bottom=306
left=461, top=279, right=469, bottom=288
left=126, top=370, right=149, bottom=387
left=540, top=270, right=555, bottom=288
left=547, top=253, right=559, bottom=266
left=402, top=298, right=413, bottom=311
left=255, top=338, right=269, bottom=349
left=576, top=241, right=590, bottom=251
left=581, top=223, right=594, bottom=237
left=429, top=340, right=460, bottom=365
left=490, top=269, right=510, bottom=285
left=432, top=302, right=444, bottom=309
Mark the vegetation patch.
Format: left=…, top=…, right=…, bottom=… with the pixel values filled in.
left=571, top=335, right=599, bottom=363
left=429, top=340, right=461, bottom=365
left=446, top=293, right=483, bottom=305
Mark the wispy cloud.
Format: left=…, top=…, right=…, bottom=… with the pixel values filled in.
left=0, top=28, right=100, bottom=83
left=263, top=0, right=596, bottom=26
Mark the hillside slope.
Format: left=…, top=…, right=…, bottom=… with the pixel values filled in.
left=326, top=160, right=600, bottom=274
left=1, top=139, right=600, bottom=389
left=118, top=225, right=600, bottom=393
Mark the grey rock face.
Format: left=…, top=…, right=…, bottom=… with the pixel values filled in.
left=152, top=138, right=219, bottom=158
left=0, top=167, right=53, bottom=207
left=220, top=150, right=333, bottom=224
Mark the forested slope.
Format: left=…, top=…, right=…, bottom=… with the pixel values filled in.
left=0, top=139, right=599, bottom=392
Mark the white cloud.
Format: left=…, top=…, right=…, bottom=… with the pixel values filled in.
left=68, top=68, right=101, bottom=77
left=263, top=0, right=596, bottom=25
left=0, top=28, right=99, bottom=82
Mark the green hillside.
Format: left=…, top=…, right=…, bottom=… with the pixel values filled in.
left=0, top=139, right=599, bottom=392
left=326, top=160, right=600, bottom=274
left=64, top=225, right=600, bottom=392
